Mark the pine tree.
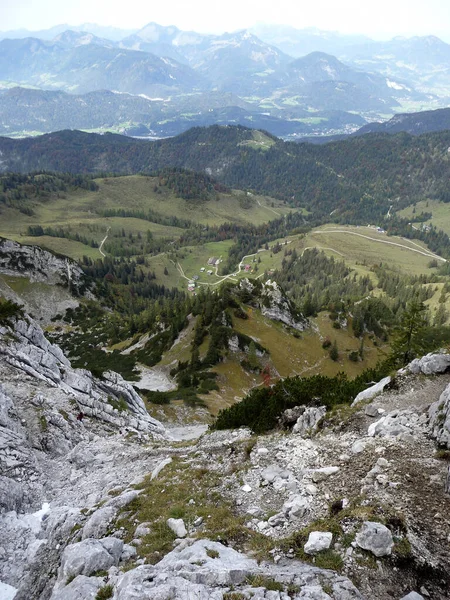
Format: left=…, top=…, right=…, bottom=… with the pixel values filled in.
left=329, top=340, right=339, bottom=361
left=390, top=299, right=428, bottom=365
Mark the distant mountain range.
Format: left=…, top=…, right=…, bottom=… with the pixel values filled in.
left=0, top=86, right=365, bottom=138
left=0, top=22, right=449, bottom=138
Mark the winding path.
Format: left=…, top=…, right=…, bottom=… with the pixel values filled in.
left=99, top=227, right=111, bottom=258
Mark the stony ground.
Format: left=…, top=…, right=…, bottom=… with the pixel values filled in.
left=1, top=316, right=450, bottom=599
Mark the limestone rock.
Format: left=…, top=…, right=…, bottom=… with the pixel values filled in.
left=58, top=537, right=123, bottom=581
left=0, top=316, right=167, bottom=438
left=407, top=353, right=450, bottom=375
left=82, top=490, right=139, bottom=540
left=258, top=279, right=308, bottom=331
left=400, top=593, right=425, bottom=600
left=355, top=521, right=394, bottom=557
left=49, top=575, right=103, bottom=600
left=311, top=467, right=339, bottom=482
left=292, top=406, right=326, bottom=436
left=0, top=237, right=86, bottom=292
left=282, top=495, right=309, bottom=519
left=167, top=518, right=187, bottom=538
left=364, top=405, right=380, bottom=417
left=352, top=377, right=391, bottom=406
left=304, top=532, right=333, bottom=554
left=367, top=410, right=421, bottom=439
left=155, top=539, right=258, bottom=585
left=429, top=383, right=450, bottom=448
left=280, top=406, right=306, bottom=426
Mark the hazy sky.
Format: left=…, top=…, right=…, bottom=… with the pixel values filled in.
left=3, top=0, right=450, bottom=40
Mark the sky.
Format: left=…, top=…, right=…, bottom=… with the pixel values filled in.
left=3, top=0, right=450, bottom=40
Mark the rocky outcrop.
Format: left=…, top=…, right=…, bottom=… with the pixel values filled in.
left=367, top=409, right=428, bottom=440
left=429, top=383, right=450, bottom=448
left=0, top=316, right=167, bottom=438
left=239, top=278, right=308, bottom=331
left=407, top=353, right=450, bottom=376
left=260, top=280, right=308, bottom=331
left=292, top=406, right=326, bottom=436
left=352, top=376, right=391, bottom=406
left=0, top=237, right=86, bottom=294
left=89, top=539, right=363, bottom=600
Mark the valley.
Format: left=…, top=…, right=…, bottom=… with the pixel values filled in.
left=1, top=25, right=450, bottom=593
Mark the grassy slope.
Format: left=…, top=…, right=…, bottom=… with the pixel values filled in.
left=0, top=175, right=292, bottom=261
left=398, top=199, right=450, bottom=237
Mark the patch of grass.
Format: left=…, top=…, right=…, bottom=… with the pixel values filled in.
left=206, top=548, right=220, bottom=559
left=435, top=449, right=450, bottom=461
left=322, top=583, right=333, bottom=595
left=95, top=584, right=114, bottom=600
left=355, top=551, right=378, bottom=569
left=393, top=537, right=412, bottom=558
left=39, top=414, right=48, bottom=432
left=92, top=570, right=109, bottom=577
left=243, top=437, right=257, bottom=460
left=115, top=458, right=275, bottom=565
left=246, top=574, right=283, bottom=591
left=314, top=549, right=344, bottom=571
left=223, top=593, right=246, bottom=600
left=70, top=523, right=82, bottom=535
left=66, top=573, right=76, bottom=585
left=107, top=396, right=129, bottom=413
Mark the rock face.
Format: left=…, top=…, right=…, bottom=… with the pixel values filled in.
left=238, top=278, right=307, bottom=331
left=260, top=279, right=308, bottom=331
left=355, top=521, right=394, bottom=557
left=0, top=237, right=86, bottom=294
left=429, top=383, right=450, bottom=448
left=0, top=316, right=167, bottom=437
left=292, top=406, right=326, bottom=436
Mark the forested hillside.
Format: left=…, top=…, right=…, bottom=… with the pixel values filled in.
left=2, top=126, right=450, bottom=224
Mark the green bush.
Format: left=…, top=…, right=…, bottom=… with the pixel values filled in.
left=212, top=362, right=390, bottom=433
left=0, top=299, right=24, bottom=325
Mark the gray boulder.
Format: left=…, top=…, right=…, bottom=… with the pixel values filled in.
left=407, top=353, right=450, bottom=375
left=50, top=575, right=103, bottom=600
left=82, top=491, right=139, bottom=540
left=155, top=539, right=258, bottom=586
left=167, top=518, right=187, bottom=538
left=399, top=593, right=425, bottom=600
left=297, top=586, right=332, bottom=599
left=304, top=532, right=333, bottom=555
left=280, top=406, right=306, bottom=426
left=352, top=377, right=391, bottom=406
left=367, top=410, right=421, bottom=439
left=58, top=537, right=123, bottom=580
left=355, top=521, right=394, bottom=557
left=311, top=467, right=339, bottom=482
left=282, top=495, right=309, bottom=519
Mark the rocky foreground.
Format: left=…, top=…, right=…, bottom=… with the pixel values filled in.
left=1, top=313, right=450, bottom=599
